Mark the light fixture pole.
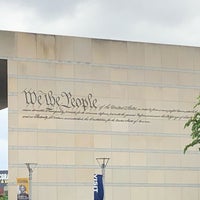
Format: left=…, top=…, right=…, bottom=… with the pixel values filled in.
left=96, top=158, right=110, bottom=200
left=25, top=163, right=37, bottom=200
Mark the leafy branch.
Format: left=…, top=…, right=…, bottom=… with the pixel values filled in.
left=184, top=96, right=200, bottom=153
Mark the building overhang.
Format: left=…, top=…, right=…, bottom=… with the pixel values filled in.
left=0, top=59, right=7, bottom=110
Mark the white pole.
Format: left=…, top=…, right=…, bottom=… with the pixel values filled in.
left=25, top=163, right=37, bottom=200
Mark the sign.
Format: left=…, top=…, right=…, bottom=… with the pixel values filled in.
left=0, top=170, right=8, bottom=184
left=17, top=178, right=29, bottom=200
left=94, top=174, right=104, bottom=200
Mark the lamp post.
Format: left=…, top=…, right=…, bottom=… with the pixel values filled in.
left=25, top=163, right=37, bottom=200
left=96, top=158, right=110, bottom=200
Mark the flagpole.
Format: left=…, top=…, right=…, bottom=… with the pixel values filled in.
left=96, top=158, right=110, bottom=200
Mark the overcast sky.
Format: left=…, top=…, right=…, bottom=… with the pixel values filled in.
left=1, top=0, right=200, bottom=169
left=0, top=0, right=200, bottom=46
left=0, top=108, right=8, bottom=170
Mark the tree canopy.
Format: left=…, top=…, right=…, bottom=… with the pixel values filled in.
left=184, top=96, right=200, bottom=153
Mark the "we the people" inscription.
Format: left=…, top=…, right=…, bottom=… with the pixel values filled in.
left=21, top=89, right=194, bottom=125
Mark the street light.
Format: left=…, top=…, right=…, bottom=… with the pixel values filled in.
left=25, top=163, right=37, bottom=200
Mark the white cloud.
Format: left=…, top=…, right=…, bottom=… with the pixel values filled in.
left=0, top=139, right=8, bottom=170
left=0, top=0, right=200, bottom=46
left=0, top=108, right=8, bottom=170
left=0, top=108, right=8, bottom=138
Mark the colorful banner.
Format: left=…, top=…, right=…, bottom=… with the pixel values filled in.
left=94, top=174, right=104, bottom=200
left=17, top=178, right=29, bottom=200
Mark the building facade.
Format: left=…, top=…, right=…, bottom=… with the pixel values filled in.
left=0, top=30, right=200, bottom=200
left=0, top=170, right=8, bottom=196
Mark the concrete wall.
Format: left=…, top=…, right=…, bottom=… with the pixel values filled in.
left=1, top=30, right=200, bottom=200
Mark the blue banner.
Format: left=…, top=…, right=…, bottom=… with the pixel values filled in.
left=94, top=174, right=104, bottom=200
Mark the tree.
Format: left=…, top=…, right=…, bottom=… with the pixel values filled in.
left=184, top=95, right=200, bottom=153
left=0, top=194, right=8, bottom=200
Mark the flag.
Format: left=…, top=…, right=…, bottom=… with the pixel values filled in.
left=17, top=178, right=29, bottom=200
left=94, top=174, right=104, bottom=200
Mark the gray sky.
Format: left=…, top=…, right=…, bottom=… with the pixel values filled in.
left=1, top=0, right=200, bottom=169
left=0, top=0, right=200, bottom=46
left=0, top=108, right=8, bottom=170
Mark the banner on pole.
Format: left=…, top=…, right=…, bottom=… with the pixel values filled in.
left=94, top=174, right=104, bottom=200
left=17, top=178, right=29, bottom=200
